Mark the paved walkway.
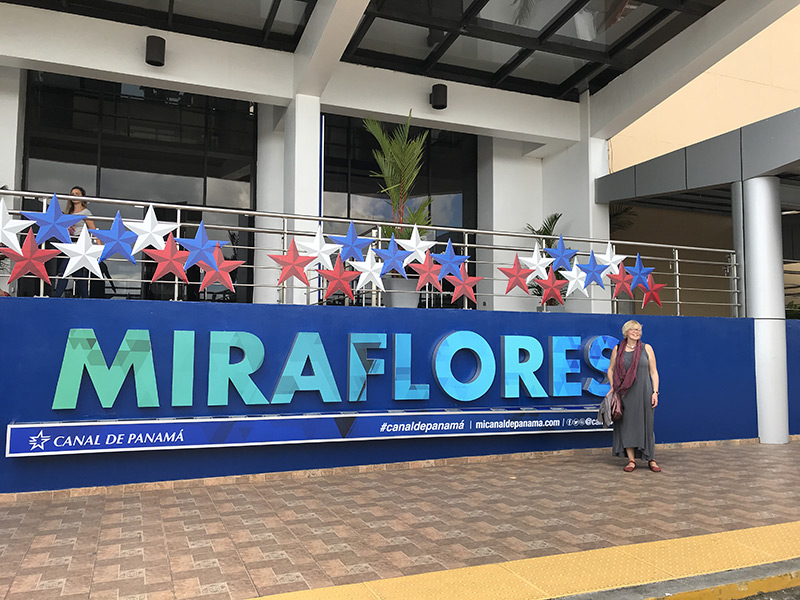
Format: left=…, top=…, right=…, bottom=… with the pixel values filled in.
left=1, top=440, right=798, bottom=599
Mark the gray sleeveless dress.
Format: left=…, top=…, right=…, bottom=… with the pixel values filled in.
left=612, top=348, right=655, bottom=461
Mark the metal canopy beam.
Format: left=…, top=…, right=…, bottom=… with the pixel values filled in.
left=492, top=0, right=591, bottom=86
left=361, top=5, right=615, bottom=65
left=638, top=0, right=717, bottom=17
left=422, top=0, right=491, bottom=74
left=261, top=0, right=282, bottom=45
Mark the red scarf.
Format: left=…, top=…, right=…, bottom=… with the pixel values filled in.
left=613, top=339, right=641, bottom=398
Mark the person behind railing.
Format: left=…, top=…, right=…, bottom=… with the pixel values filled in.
left=51, top=186, right=96, bottom=298
left=607, top=320, right=662, bottom=473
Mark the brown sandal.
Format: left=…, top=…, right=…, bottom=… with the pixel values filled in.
left=648, top=460, right=662, bottom=473
left=623, top=461, right=636, bottom=472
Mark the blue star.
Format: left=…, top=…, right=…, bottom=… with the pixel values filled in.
left=432, top=239, right=469, bottom=281
left=329, top=222, right=373, bottom=262
left=628, top=253, right=654, bottom=290
left=577, top=250, right=607, bottom=289
left=22, top=194, right=85, bottom=244
left=373, top=234, right=413, bottom=278
left=176, top=222, right=228, bottom=270
left=544, top=235, right=578, bottom=271
left=90, top=211, right=138, bottom=263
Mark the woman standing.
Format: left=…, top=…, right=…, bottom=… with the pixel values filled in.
left=607, top=319, right=661, bottom=472
left=51, top=186, right=96, bottom=298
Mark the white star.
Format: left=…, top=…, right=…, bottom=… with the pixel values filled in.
left=596, top=242, right=626, bottom=276
left=29, top=430, right=51, bottom=451
left=519, top=242, right=555, bottom=282
left=0, top=198, right=33, bottom=254
left=124, top=205, right=179, bottom=254
left=562, top=261, right=589, bottom=297
left=396, top=225, right=436, bottom=266
left=53, top=228, right=104, bottom=278
left=350, top=248, right=386, bottom=292
left=295, top=225, right=342, bottom=271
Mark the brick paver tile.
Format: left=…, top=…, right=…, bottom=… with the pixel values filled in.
left=0, top=443, right=799, bottom=597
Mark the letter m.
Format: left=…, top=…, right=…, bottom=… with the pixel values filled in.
left=52, top=329, right=159, bottom=409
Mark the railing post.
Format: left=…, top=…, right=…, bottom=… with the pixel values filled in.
left=673, top=248, right=681, bottom=316
left=39, top=194, right=47, bottom=298
left=280, top=217, right=288, bottom=304
left=463, top=234, right=470, bottom=310
left=174, top=208, right=181, bottom=302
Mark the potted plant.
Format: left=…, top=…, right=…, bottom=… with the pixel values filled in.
left=363, top=110, right=433, bottom=239
left=525, top=212, right=565, bottom=309
left=363, top=111, right=434, bottom=307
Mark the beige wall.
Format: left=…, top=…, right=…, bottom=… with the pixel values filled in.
left=609, top=5, right=800, bottom=172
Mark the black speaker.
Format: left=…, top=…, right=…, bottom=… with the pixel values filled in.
left=145, top=35, right=166, bottom=67
left=429, top=83, right=447, bottom=110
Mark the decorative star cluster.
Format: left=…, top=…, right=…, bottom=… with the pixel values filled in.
left=497, top=239, right=664, bottom=308
left=0, top=197, right=243, bottom=291
left=269, top=224, right=472, bottom=301
left=268, top=223, right=666, bottom=309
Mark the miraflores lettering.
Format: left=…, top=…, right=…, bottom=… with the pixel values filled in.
left=51, top=328, right=618, bottom=410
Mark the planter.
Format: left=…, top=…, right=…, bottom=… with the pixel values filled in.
left=384, top=276, right=419, bottom=308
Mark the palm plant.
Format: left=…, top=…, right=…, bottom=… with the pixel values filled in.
left=609, top=203, right=637, bottom=234
left=363, top=111, right=433, bottom=239
left=526, top=212, right=562, bottom=248
left=511, top=0, right=538, bottom=26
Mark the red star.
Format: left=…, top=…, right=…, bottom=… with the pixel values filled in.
left=318, top=257, right=360, bottom=300
left=608, top=263, right=634, bottom=299
left=408, top=250, right=442, bottom=291
left=640, top=274, right=666, bottom=308
left=534, top=267, right=567, bottom=305
left=498, top=253, right=534, bottom=295
left=143, top=233, right=190, bottom=283
left=269, top=239, right=315, bottom=286
left=0, top=230, right=60, bottom=283
left=445, top=264, right=483, bottom=305
left=198, top=243, right=245, bottom=292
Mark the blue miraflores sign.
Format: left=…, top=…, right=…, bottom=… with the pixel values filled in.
left=0, top=298, right=759, bottom=493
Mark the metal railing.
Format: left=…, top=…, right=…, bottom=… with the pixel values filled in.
left=0, top=190, right=741, bottom=317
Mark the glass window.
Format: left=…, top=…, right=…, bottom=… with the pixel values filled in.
left=359, top=18, right=437, bottom=61
left=439, top=38, right=520, bottom=73
left=24, top=71, right=256, bottom=302
left=479, top=0, right=566, bottom=32
left=553, top=1, right=659, bottom=47
left=173, top=0, right=275, bottom=29
left=322, top=114, right=476, bottom=233
left=514, top=52, right=588, bottom=85
left=273, top=0, right=310, bottom=36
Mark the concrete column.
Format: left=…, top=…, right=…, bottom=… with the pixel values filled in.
left=731, top=181, right=746, bottom=316
left=283, top=94, right=321, bottom=304
left=285, top=94, right=321, bottom=219
left=743, top=176, right=789, bottom=444
left=542, top=91, right=611, bottom=313
left=253, top=104, right=285, bottom=304
left=0, top=66, right=24, bottom=191
left=476, top=136, right=542, bottom=312
left=0, top=66, right=25, bottom=297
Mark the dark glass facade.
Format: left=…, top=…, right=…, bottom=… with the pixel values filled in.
left=22, top=71, right=255, bottom=302
left=322, top=114, right=477, bottom=237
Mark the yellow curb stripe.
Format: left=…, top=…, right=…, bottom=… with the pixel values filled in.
left=253, top=521, right=800, bottom=600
